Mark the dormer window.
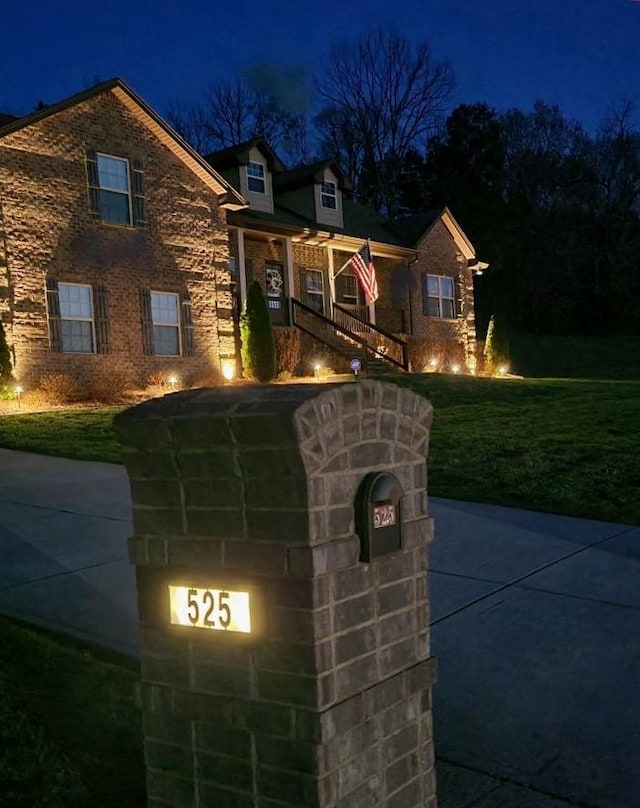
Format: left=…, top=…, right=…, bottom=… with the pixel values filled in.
left=321, top=181, right=337, bottom=210
left=247, top=161, right=266, bottom=194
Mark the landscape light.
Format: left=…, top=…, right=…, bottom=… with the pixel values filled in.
left=168, top=374, right=178, bottom=390
left=14, top=384, right=23, bottom=407
left=498, top=365, right=509, bottom=376
left=451, top=364, right=460, bottom=374
left=222, top=360, right=235, bottom=381
left=428, top=358, right=439, bottom=369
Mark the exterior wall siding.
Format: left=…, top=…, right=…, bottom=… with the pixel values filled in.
left=0, top=90, right=233, bottom=387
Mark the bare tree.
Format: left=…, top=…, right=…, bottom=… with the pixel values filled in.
left=166, top=75, right=309, bottom=162
left=317, top=28, right=454, bottom=214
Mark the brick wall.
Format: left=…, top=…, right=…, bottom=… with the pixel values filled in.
left=115, top=381, right=437, bottom=807
left=409, top=221, right=477, bottom=372
left=0, top=89, right=233, bottom=387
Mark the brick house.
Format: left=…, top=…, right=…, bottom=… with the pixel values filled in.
left=0, top=79, right=245, bottom=389
left=206, top=139, right=487, bottom=373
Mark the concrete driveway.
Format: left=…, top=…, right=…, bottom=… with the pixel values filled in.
left=0, top=447, right=638, bottom=807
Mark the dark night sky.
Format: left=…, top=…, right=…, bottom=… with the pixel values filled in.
left=1, top=0, right=639, bottom=135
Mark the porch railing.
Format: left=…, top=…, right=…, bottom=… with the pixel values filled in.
left=332, top=303, right=409, bottom=370
left=291, top=298, right=409, bottom=372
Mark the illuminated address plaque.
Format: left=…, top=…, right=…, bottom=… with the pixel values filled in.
left=168, top=585, right=252, bottom=634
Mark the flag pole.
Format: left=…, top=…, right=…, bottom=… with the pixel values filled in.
left=333, top=238, right=371, bottom=279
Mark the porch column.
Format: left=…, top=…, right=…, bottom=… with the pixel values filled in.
left=284, top=236, right=295, bottom=323
left=327, top=246, right=336, bottom=314
left=236, top=228, right=248, bottom=310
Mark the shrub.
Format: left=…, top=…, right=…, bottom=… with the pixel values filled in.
left=273, top=327, right=301, bottom=377
left=240, top=281, right=276, bottom=383
left=188, top=366, right=225, bottom=389
left=37, top=373, right=80, bottom=405
left=0, top=321, right=12, bottom=390
left=484, top=315, right=510, bottom=374
left=408, top=336, right=465, bottom=373
left=85, top=369, right=134, bottom=403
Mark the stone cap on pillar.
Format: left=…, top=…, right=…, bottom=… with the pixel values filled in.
left=113, top=380, right=433, bottom=579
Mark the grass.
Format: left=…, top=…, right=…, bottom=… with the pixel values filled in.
left=0, top=375, right=638, bottom=523
left=510, top=334, right=640, bottom=380
left=0, top=406, right=122, bottom=463
left=0, top=617, right=144, bottom=807
left=0, top=374, right=637, bottom=802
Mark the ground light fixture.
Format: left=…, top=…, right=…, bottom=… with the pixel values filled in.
left=498, top=365, right=509, bottom=376
left=451, top=364, right=460, bottom=374
left=14, top=384, right=23, bottom=407
left=428, top=358, right=439, bottom=370
left=168, top=374, right=178, bottom=390
left=222, top=360, right=235, bottom=381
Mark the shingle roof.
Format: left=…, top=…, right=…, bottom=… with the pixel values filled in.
left=387, top=211, right=442, bottom=246
left=274, top=159, right=352, bottom=192
left=205, top=138, right=286, bottom=173
left=0, top=113, right=18, bottom=129
left=229, top=198, right=406, bottom=247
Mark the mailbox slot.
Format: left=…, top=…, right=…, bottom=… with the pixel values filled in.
left=355, top=472, right=403, bottom=562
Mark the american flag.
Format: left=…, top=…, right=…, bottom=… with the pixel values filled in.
left=349, top=241, right=379, bottom=304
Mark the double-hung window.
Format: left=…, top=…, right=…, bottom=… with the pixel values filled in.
left=302, top=268, right=324, bottom=314
left=246, top=161, right=266, bottom=194
left=151, top=292, right=181, bottom=356
left=58, top=283, right=95, bottom=353
left=96, top=154, right=132, bottom=225
left=424, top=274, right=455, bottom=319
left=320, top=181, right=337, bottom=210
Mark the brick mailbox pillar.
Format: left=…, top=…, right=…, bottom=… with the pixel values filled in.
left=114, top=380, right=437, bottom=808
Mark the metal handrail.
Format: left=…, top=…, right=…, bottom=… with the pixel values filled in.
left=291, top=298, right=408, bottom=372
left=332, top=303, right=409, bottom=371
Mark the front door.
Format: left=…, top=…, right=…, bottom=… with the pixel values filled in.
left=265, top=262, right=287, bottom=325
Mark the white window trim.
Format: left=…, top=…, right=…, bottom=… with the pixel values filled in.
left=246, top=160, right=266, bottom=195
left=151, top=291, right=182, bottom=357
left=59, top=282, right=96, bottom=354
left=425, top=274, right=456, bottom=319
left=97, top=152, right=133, bottom=226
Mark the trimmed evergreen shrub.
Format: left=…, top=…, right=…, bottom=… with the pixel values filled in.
left=240, top=281, right=276, bottom=383
left=484, top=314, right=510, bottom=374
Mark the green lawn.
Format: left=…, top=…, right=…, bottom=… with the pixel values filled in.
left=0, top=376, right=638, bottom=523
left=0, top=618, right=144, bottom=807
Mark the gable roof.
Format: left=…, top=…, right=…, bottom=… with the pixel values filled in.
left=391, top=206, right=477, bottom=258
left=0, top=79, right=246, bottom=210
left=205, top=138, right=286, bottom=174
left=0, top=113, right=17, bottom=128
left=274, top=159, right=352, bottom=193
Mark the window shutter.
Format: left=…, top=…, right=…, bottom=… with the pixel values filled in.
left=140, top=288, right=154, bottom=356
left=46, top=278, right=63, bottom=352
left=245, top=257, right=254, bottom=286
left=132, top=160, right=147, bottom=228
left=86, top=149, right=101, bottom=220
left=455, top=276, right=464, bottom=317
left=94, top=285, right=110, bottom=354
left=181, top=292, right=194, bottom=357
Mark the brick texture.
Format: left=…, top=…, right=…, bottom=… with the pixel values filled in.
left=115, top=380, right=437, bottom=807
left=231, top=222, right=476, bottom=372
left=0, top=88, right=234, bottom=387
